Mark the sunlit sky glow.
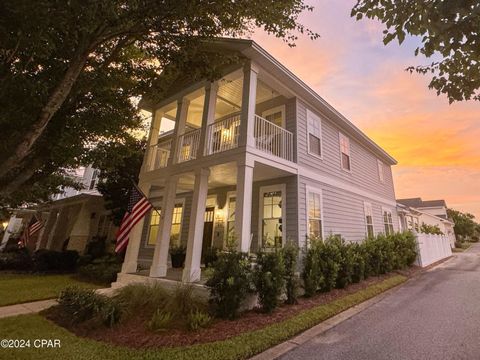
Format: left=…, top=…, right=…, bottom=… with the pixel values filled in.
left=251, top=0, right=480, bottom=219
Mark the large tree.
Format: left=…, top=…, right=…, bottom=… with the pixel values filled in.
left=447, top=208, right=478, bottom=240
left=0, top=0, right=317, bottom=202
left=89, top=137, right=146, bottom=225
left=352, top=0, right=480, bottom=102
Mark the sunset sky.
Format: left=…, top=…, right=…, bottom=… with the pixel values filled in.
left=252, top=0, right=480, bottom=220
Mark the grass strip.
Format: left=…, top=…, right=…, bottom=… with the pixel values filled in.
left=0, top=273, right=102, bottom=306
left=0, top=275, right=406, bottom=360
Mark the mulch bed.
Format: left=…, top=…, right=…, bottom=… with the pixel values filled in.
left=43, top=267, right=421, bottom=349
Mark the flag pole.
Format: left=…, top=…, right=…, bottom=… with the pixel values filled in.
left=130, top=179, right=161, bottom=217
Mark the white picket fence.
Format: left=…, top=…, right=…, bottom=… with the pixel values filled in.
left=415, top=233, right=452, bottom=267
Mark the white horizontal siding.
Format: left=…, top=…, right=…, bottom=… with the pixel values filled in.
left=296, top=99, right=396, bottom=200
left=299, top=176, right=399, bottom=243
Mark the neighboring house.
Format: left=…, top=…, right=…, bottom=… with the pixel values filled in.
left=0, top=165, right=117, bottom=253
left=118, top=38, right=399, bottom=285
left=397, top=198, right=456, bottom=247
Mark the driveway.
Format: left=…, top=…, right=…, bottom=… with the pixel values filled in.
left=281, top=243, right=480, bottom=360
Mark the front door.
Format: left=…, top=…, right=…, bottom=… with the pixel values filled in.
left=202, top=207, right=215, bottom=256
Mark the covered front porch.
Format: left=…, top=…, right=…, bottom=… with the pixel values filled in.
left=120, top=159, right=298, bottom=284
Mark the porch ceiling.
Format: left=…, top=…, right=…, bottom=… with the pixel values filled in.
left=149, top=161, right=294, bottom=194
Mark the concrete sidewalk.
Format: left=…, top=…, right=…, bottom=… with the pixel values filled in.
left=0, top=299, right=57, bottom=319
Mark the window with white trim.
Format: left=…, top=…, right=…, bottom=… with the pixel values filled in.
left=262, top=105, right=285, bottom=127
left=147, top=203, right=183, bottom=246
left=226, top=195, right=236, bottom=242
left=307, top=189, right=323, bottom=239
left=307, top=110, right=322, bottom=157
left=339, top=133, right=351, bottom=171
left=382, top=208, right=394, bottom=235
left=364, top=202, right=374, bottom=238
left=377, top=160, right=385, bottom=183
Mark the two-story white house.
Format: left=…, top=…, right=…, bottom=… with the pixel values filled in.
left=119, top=38, right=399, bottom=284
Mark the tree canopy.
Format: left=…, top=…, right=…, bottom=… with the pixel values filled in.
left=352, top=0, right=480, bottom=102
left=89, top=137, right=146, bottom=225
left=0, top=0, right=316, bottom=208
left=447, top=208, right=479, bottom=240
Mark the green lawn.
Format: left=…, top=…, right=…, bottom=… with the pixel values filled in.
left=0, top=275, right=406, bottom=360
left=0, top=273, right=103, bottom=307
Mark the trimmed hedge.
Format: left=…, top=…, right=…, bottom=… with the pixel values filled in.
left=0, top=249, right=79, bottom=272
left=303, top=232, right=417, bottom=297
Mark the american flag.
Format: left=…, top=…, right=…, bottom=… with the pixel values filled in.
left=19, top=215, right=43, bottom=247
left=115, top=186, right=153, bottom=253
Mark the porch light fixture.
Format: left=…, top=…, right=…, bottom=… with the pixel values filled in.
left=215, top=208, right=224, bottom=221
left=222, top=127, right=233, bottom=143
left=2, top=221, right=8, bottom=229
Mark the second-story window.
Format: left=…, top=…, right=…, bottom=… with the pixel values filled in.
left=378, top=160, right=385, bottom=183
left=339, top=133, right=351, bottom=171
left=89, top=170, right=99, bottom=190
left=307, top=109, right=322, bottom=157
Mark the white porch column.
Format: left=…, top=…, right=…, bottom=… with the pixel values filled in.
left=121, top=183, right=152, bottom=274
left=45, top=209, right=62, bottom=250
left=239, top=62, right=258, bottom=149
left=141, top=110, right=163, bottom=173
left=169, top=99, right=189, bottom=166
left=235, top=159, right=254, bottom=252
left=182, top=168, right=210, bottom=283
left=198, top=83, right=218, bottom=158
left=150, top=176, right=178, bottom=277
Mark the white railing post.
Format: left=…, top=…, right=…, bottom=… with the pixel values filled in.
left=253, top=115, right=293, bottom=162
left=177, top=129, right=201, bottom=163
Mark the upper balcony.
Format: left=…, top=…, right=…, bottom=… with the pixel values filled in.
left=143, top=63, right=295, bottom=173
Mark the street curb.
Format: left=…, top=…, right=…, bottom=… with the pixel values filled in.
left=249, top=280, right=406, bottom=360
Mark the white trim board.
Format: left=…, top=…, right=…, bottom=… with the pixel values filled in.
left=298, top=166, right=397, bottom=207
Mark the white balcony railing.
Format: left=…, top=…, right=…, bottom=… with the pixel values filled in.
left=254, top=115, right=293, bottom=162
left=206, top=114, right=241, bottom=155
left=147, top=138, right=172, bottom=170
left=177, top=128, right=201, bottom=163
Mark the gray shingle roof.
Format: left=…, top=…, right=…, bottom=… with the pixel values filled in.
left=397, top=198, right=447, bottom=209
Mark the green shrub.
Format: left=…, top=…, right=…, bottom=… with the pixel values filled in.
left=302, top=237, right=323, bottom=297
left=318, top=235, right=342, bottom=292
left=349, top=243, right=366, bottom=283
left=206, top=249, right=253, bottom=319
left=202, top=247, right=219, bottom=268
left=33, top=249, right=79, bottom=272
left=187, top=310, right=212, bottom=331
left=169, top=284, right=206, bottom=316
left=420, top=223, right=443, bottom=235
left=77, top=255, right=121, bottom=284
left=114, top=282, right=170, bottom=319
left=335, top=240, right=354, bottom=289
left=282, top=241, right=300, bottom=304
left=0, top=248, right=32, bottom=271
left=148, top=309, right=172, bottom=332
left=253, top=250, right=285, bottom=313
left=391, top=232, right=417, bottom=268
left=58, top=286, right=120, bottom=327
left=302, top=232, right=417, bottom=295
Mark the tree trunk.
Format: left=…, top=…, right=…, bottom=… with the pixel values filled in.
left=0, top=159, right=43, bottom=198
left=0, top=49, right=91, bottom=180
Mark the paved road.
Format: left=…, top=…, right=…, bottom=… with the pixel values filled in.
left=281, top=244, right=480, bottom=360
